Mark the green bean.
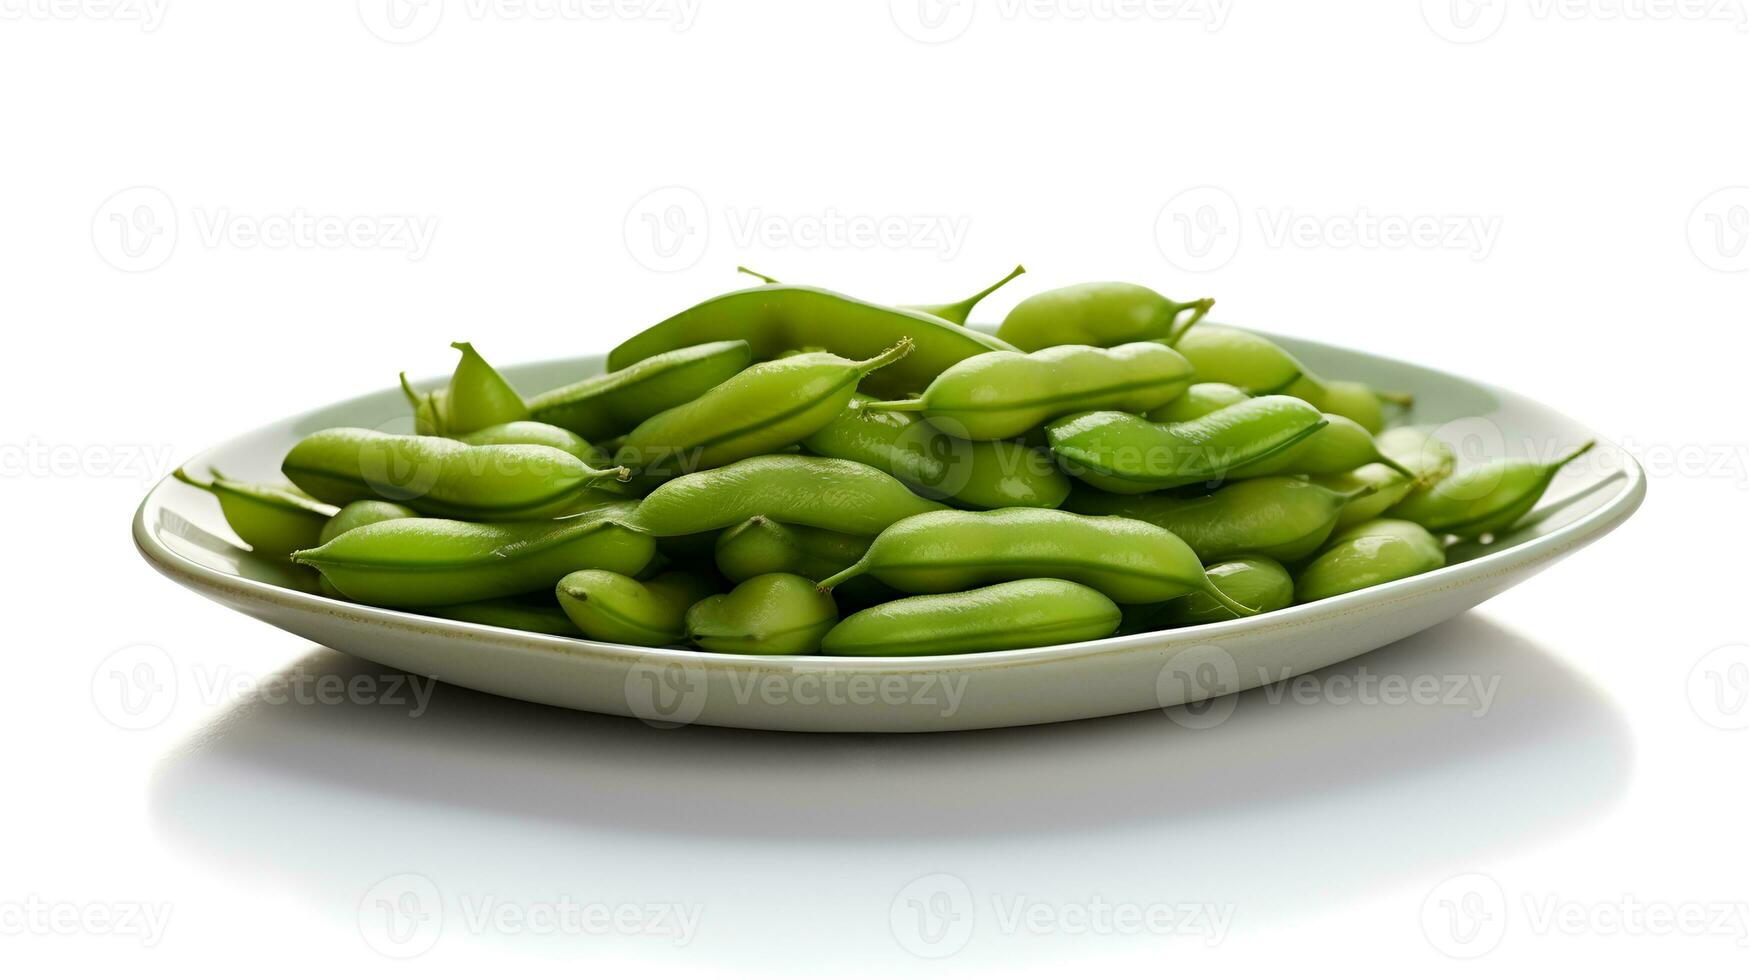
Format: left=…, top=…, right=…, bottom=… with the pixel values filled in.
left=1295, top=519, right=1445, bottom=602
left=1124, top=557, right=1295, bottom=631
left=556, top=569, right=720, bottom=646
left=821, top=579, right=1121, bottom=656
left=629, top=455, right=948, bottom=537
left=686, top=573, right=839, bottom=654
left=995, top=282, right=1215, bottom=350
left=1144, top=382, right=1250, bottom=423
left=282, top=427, right=628, bottom=520
left=1388, top=441, right=1596, bottom=537
left=614, top=342, right=912, bottom=477
left=800, top=397, right=1070, bottom=510
left=318, top=500, right=419, bottom=545
left=607, top=284, right=1015, bottom=398
left=817, top=508, right=1254, bottom=612
left=1064, top=477, right=1369, bottom=562
left=419, top=593, right=584, bottom=638
left=1045, top=395, right=1328, bottom=492
left=865, top=343, right=1195, bottom=441
left=905, top=264, right=1027, bottom=325
left=173, top=467, right=336, bottom=556
left=526, top=340, right=752, bottom=441
left=292, top=502, right=653, bottom=608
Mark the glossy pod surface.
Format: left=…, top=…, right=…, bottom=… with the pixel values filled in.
left=527, top=340, right=752, bottom=441
left=817, top=508, right=1252, bottom=611
left=556, top=569, right=719, bottom=646
left=1144, top=382, right=1250, bottom=424
left=1064, top=477, right=1361, bottom=562
left=1125, top=557, right=1295, bottom=631
left=174, top=469, right=336, bottom=556
left=282, top=427, right=624, bottom=520
left=292, top=502, right=654, bottom=607
left=1295, top=518, right=1446, bottom=603
left=1227, top=412, right=1413, bottom=480
left=1046, top=396, right=1328, bottom=492
left=821, top=579, right=1121, bottom=656
left=686, top=573, right=839, bottom=654
left=801, top=398, right=1070, bottom=510
left=454, top=420, right=616, bottom=469
left=1389, top=442, right=1595, bottom=537
left=607, top=285, right=1014, bottom=399
left=995, top=282, right=1213, bottom=351
left=628, top=455, right=947, bottom=537
left=867, top=343, right=1195, bottom=441
left=1175, top=325, right=1307, bottom=395
left=614, top=343, right=910, bottom=477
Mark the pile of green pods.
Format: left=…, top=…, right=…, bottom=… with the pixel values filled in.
left=172, top=268, right=1595, bottom=656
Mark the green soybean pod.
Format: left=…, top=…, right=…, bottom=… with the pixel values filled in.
left=454, top=420, right=612, bottom=466
left=686, top=573, right=839, bottom=655
left=525, top=340, right=753, bottom=441
left=556, top=569, right=720, bottom=646
left=1045, top=396, right=1329, bottom=492
left=1227, top=413, right=1414, bottom=480
left=173, top=468, right=337, bottom=556
left=1387, top=441, right=1596, bottom=538
left=865, top=343, right=1195, bottom=441
left=905, top=264, right=1027, bottom=325
left=1295, top=519, right=1445, bottom=602
left=1063, top=477, right=1368, bottom=562
left=318, top=500, right=419, bottom=545
left=614, top=342, right=911, bottom=477
left=292, top=502, right=654, bottom=608
left=821, top=579, right=1121, bottom=657
left=1174, top=325, right=1307, bottom=395
left=816, top=508, right=1253, bottom=612
left=800, top=398, right=1070, bottom=510
left=1314, top=379, right=1412, bottom=436
left=1144, top=382, right=1251, bottom=424
left=607, top=284, right=1015, bottom=399
left=282, top=427, right=625, bottom=520
left=1125, top=557, right=1296, bottom=631
left=629, top=455, right=948, bottom=537
left=420, top=594, right=585, bottom=639
left=402, top=342, right=530, bottom=437
left=995, top=282, right=1215, bottom=350
left=1377, top=427, right=1458, bottom=487
left=1313, top=463, right=1414, bottom=532
left=714, top=516, right=893, bottom=610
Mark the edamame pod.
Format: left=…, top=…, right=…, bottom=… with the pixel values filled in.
left=995, top=282, right=1214, bottom=350
left=865, top=343, right=1195, bottom=441
left=1125, top=557, right=1295, bottom=631
left=1045, top=396, right=1328, bottom=492
left=905, top=264, right=1026, bottom=325
left=1313, top=463, right=1414, bottom=531
left=526, top=340, right=753, bottom=441
left=714, top=516, right=892, bottom=610
left=607, top=284, right=1015, bottom=398
left=173, top=467, right=336, bottom=556
left=1387, top=442, right=1596, bottom=537
left=282, top=427, right=627, bottom=520
left=628, top=455, right=948, bottom=537
left=1176, top=326, right=1409, bottom=432
left=1227, top=413, right=1415, bottom=480
left=1144, top=382, right=1250, bottom=424
left=614, top=342, right=912, bottom=477
left=686, top=573, right=839, bottom=654
left=292, top=502, right=654, bottom=607
left=1295, top=519, right=1445, bottom=602
left=821, top=579, right=1121, bottom=657
left=1377, top=427, right=1458, bottom=487
left=420, top=594, right=584, bottom=639
left=454, top=420, right=613, bottom=467
left=816, top=508, right=1254, bottom=612
left=318, top=500, right=419, bottom=545
left=402, top=342, right=530, bottom=437
left=556, top=569, right=720, bottom=646
left=800, top=397, right=1070, bottom=510
left=1064, top=477, right=1368, bottom=562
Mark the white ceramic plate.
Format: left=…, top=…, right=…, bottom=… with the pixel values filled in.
left=134, top=329, right=1644, bottom=732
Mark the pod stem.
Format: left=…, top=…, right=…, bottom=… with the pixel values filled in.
left=1339, top=484, right=1380, bottom=505
left=938, top=264, right=1027, bottom=323
left=1377, top=453, right=1417, bottom=480
left=815, top=561, right=867, bottom=593
left=1374, top=388, right=1415, bottom=408
left=583, top=465, right=634, bottom=485
left=856, top=338, right=915, bottom=375
left=1164, top=297, right=1216, bottom=346
left=736, top=265, right=780, bottom=284
left=1203, top=578, right=1259, bottom=618
left=171, top=467, right=214, bottom=492
left=1549, top=440, right=1598, bottom=471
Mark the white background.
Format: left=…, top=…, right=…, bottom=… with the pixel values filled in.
left=2, top=0, right=1747, bottom=974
